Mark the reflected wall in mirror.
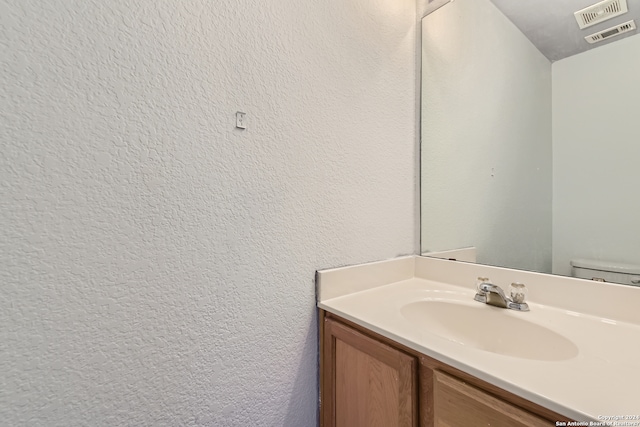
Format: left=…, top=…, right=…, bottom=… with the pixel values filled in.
left=420, top=0, right=640, bottom=286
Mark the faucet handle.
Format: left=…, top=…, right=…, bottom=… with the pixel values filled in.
left=474, top=277, right=490, bottom=303
left=476, top=276, right=491, bottom=292
left=509, top=282, right=527, bottom=304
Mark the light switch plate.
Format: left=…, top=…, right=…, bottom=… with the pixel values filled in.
left=236, top=111, right=246, bottom=129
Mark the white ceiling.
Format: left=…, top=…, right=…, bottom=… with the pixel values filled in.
left=489, top=0, right=640, bottom=61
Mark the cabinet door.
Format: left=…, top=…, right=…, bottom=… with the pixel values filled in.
left=322, top=318, right=418, bottom=427
left=433, top=370, right=550, bottom=427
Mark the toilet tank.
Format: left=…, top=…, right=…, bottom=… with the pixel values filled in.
left=570, top=259, right=640, bottom=286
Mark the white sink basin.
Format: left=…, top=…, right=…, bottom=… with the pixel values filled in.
left=401, top=300, right=579, bottom=361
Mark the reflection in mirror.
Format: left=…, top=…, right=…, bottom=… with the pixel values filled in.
left=420, top=0, right=640, bottom=286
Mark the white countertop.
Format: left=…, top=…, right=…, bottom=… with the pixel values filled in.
left=317, top=256, right=640, bottom=423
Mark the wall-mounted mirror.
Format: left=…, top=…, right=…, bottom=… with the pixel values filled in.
left=420, top=0, right=640, bottom=286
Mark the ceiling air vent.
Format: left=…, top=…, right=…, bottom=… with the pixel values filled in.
left=574, top=0, right=628, bottom=29
left=585, top=20, right=637, bottom=43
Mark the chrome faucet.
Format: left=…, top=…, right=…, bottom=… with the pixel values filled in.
left=474, top=280, right=529, bottom=311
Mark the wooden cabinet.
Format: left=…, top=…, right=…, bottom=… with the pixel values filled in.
left=322, top=316, right=418, bottom=427
left=432, top=370, right=550, bottom=427
left=320, top=311, right=571, bottom=427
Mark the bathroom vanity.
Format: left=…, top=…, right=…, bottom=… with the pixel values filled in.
left=321, top=312, right=563, bottom=426
left=317, top=256, right=640, bottom=426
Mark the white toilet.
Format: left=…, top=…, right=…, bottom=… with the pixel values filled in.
left=570, top=258, right=640, bottom=286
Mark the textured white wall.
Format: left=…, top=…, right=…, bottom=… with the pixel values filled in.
left=420, top=0, right=552, bottom=272
left=552, top=34, right=640, bottom=276
left=417, top=0, right=429, bottom=17
left=417, top=0, right=450, bottom=18
left=0, top=0, right=417, bottom=425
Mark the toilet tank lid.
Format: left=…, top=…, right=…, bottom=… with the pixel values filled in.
left=570, top=258, right=640, bottom=274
